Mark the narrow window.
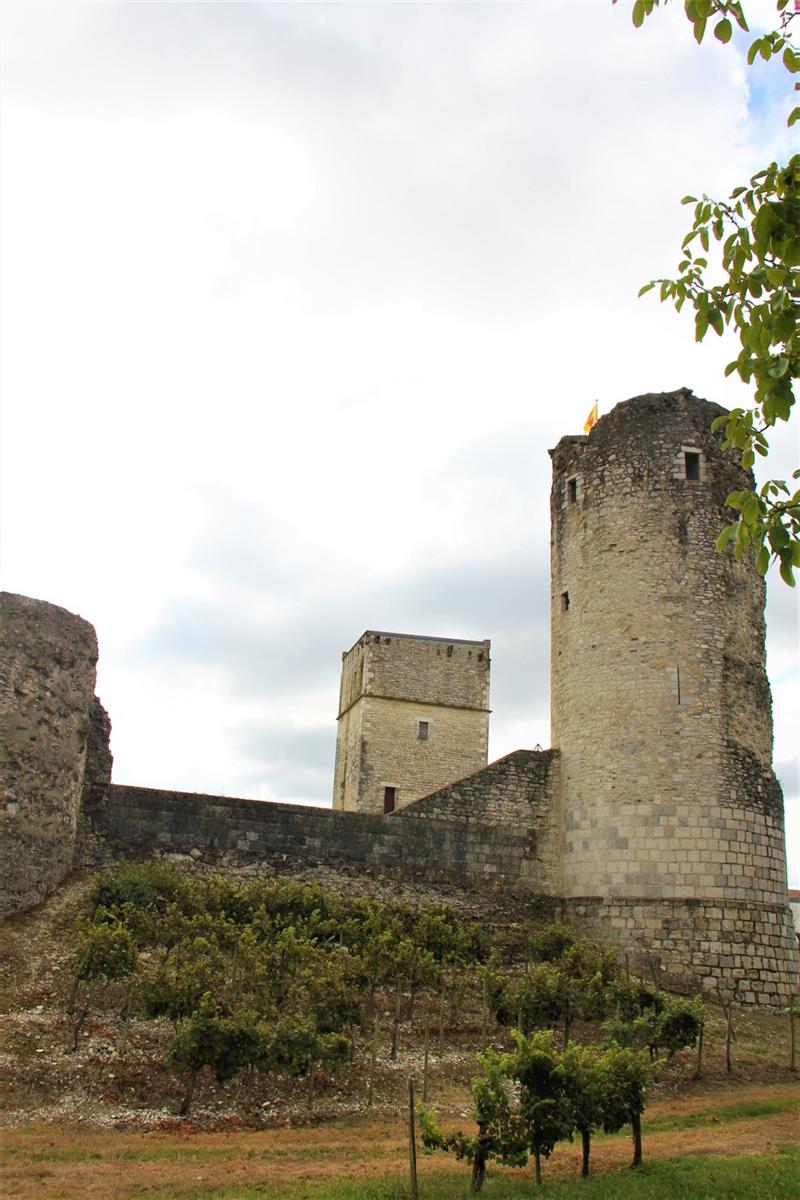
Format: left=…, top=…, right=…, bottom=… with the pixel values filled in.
left=383, top=786, right=396, bottom=814
left=418, top=720, right=429, bottom=740
left=568, top=477, right=577, bottom=503
left=446, top=644, right=453, bottom=657
left=684, top=451, right=700, bottom=481
left=561, top=591, right=570, bottom=612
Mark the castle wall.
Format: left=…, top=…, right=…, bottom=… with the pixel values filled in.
left=84, top=750, right=557, bottom=892
left=333, top=631, right=490, bottom=813
left=549, top=390, right=796, bottom=1003
left=0, top=592, right=112, bottom=914
left=399, top=749, right=560, bottom=887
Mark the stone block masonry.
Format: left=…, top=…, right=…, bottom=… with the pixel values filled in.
left=85, top=749, right=559, bottom=894
left=549, top=390, right=797, bottom=1004
left=333, top=631, right=490, bottom=814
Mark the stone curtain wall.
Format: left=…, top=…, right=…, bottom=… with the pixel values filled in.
left=83, top=750, right=559, bottom=893
left=0, top=592, right=112, bottom=914
left=333, top=631, right=491, bottom=814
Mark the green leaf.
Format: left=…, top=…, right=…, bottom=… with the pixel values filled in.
left=638, top=281, right=656, bottom=297
left=681, top=195, right=697, bottom=205
left=715, top=525, right=735, bottom=551
left=714, top=18, right=732, bottom=44
left=708, top=308, right=724, bottom=336
left=779, top=560, right=795, bottom=586
left=788, top=107, right=800, bottom=128
left=756, top=546, right=770, bottom=576
left=747, top=38, right=761, bottom=66
left=632, top=0, right=646, bottom=28
left=769, top=524, right=790, bottom=551
left=742, top=494, right=760, bottom=524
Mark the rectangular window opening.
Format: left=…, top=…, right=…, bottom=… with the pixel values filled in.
left=383, top=786, right=396, bottom=815
left=418, top=720, right=429, bottom=740
left=561, top=591, right=570, bottom=612
left=568, top=477, right=578, bottom=503
left=684, top=451, right=701, bottom=481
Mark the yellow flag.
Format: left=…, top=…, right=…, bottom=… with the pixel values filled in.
left=583, top=402, right=598, bottom=434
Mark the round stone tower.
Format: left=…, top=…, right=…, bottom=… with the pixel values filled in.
left=550, top=389, right=797, bottom=1005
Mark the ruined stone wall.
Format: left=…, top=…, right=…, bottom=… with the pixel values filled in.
left=84, top=752, right=557, bottom=893
left=549, top=390, right=796, bottom=1004
left=0, top=592, right=111, bottom=914
left=333, top=631, right=490, bottom=813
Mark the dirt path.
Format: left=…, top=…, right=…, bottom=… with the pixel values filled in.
left=2, top=1085, right=798, bottom=1200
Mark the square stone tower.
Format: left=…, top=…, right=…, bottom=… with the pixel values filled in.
left=332, top=631, right=490, bottom=814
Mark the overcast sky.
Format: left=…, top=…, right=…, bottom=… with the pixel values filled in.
left=1, top=1, right=797, bottom=884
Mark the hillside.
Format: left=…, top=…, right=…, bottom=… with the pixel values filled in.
left=1, top=870, right=796, bottom=1132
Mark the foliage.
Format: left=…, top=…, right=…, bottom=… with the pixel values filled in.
left=422, top=1027, right=659, bottom=1188
left=90, top=860, right=196, bottom=915
left=489, top=935, right=621, bottom=1041
left=72, top=912, right=139, bottom=986
left=420, top=1049, right=527, bottom=1193
left=512, top=1029, right=575, bottom=1183
left=619, top=0, right=800, bottom=584
left=74, top=865, right=687, bottom=1132
left=603, top=993, right=704, bottom=1060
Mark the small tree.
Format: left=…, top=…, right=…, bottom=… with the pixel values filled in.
left=166, top=992, right=263, bottom=1116
left=561, top=1041, right=605, bottom=1178
left=512, top=1029, right=574, bottom=1185
left=66, top=915, right=139, bottom=1051
left=599, top=1044, right=656, bottom=1169
left=419, top=1048, right=527, bottom=1194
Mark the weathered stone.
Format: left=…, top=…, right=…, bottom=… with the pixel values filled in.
left=332, top=631, right=490, bottom=814
left=0, top=592, right=111, bottom=913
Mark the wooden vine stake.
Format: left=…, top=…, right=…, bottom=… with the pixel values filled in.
left=407, top=1077, right=418, bottom=1199
left=692, top=1018, right=704, bottom=1081
left=480, top=973, right=488, bottom=1049
left=717, top=985, right=735, bottom=1076
left=422, top=1016, right=430, bottom=1103
left=367, top=1020, right=378, bottom=1107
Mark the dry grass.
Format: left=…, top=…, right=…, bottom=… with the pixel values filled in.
left=2, top=1086, right=799, bottom=1200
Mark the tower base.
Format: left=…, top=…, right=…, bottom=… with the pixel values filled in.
left=561, top=896, right=799, bottom=1007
